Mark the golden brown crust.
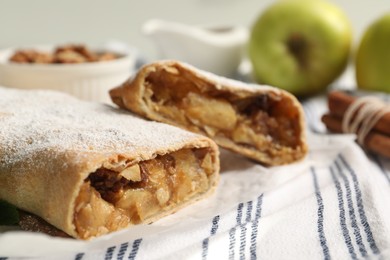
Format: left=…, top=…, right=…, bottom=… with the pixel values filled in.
left=110, top=60, right=307, bottom=165
left=0, top=87, right=219, bottom=239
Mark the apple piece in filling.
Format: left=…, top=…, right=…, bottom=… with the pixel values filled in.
left=182, top=92, right=237, bottom=132
left=144, top=69, right=301, bottom=155
left=73, top=147, right=214, bottom=239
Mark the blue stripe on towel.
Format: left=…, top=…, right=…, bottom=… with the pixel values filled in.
left=211, top=216, right=220, bottom=235
left=201, top=234, right=209, bottom=259
left=128, top=238, right=142, bottom=260
left=116, top=242, right=129, bottom=260
left=250, top=194, right=264, bottom=260
left=229, top=203, right=244, bottom=260
left=339, top=155, right=381, bottom=255
left=202, top=215, right=220, bottom=260
left=311, top=167, right=331, bottom=260
left=74, top=253, right=84, bottom=260
left=239, top=201, right=253, bottom=260
left=335, top=159, right=368, bottom=258
left=104, top=246, right=116, bottom=260
left=330, top=166, right=357, bottom=260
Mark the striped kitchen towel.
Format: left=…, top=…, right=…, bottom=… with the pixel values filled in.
left=1, top=100, right=390, bottom=259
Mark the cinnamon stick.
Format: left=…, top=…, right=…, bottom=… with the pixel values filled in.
left=328, top=91, right=390, bottom=136
left=322, top=113, right=390, bottom=158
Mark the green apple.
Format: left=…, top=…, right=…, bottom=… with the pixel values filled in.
left=356, top=13, right=390, bottom=93
left=248, top=0, right=352, bottom=97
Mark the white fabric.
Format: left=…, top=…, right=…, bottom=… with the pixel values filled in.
left=1, top=96, right=390, bottom=260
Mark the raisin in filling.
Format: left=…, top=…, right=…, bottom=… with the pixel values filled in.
left=143, top=67, right=302, bottom=153
left=73, top=148, right=214, bottom=239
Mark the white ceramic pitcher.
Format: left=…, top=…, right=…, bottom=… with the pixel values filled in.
left=142, top=19, right=248, bottom=78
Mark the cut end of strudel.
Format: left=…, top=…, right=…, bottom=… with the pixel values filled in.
left=0, top=87, right=219, bottom=240
left=110, top=60, right=307, bottom=166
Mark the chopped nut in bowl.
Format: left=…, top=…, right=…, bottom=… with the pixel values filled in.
left=0, top=44, right=135, bottom=103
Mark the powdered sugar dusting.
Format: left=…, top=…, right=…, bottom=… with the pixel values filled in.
left=0, top=87, right=201, bottom=166
left=161, top=60, right=282, bottom=93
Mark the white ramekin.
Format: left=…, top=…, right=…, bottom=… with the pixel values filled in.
left=0, top=46, right=135, bottom=103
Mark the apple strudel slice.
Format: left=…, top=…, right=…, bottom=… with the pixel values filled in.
left=0, top=87, right=219, bottom=240
left=110, top=60, right=307, bottom=165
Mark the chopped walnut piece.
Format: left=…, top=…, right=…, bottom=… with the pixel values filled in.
left=9, top=50, right=53, bottom=64
left=8, top=44, right=118, bottom=64
left=54, top=50, right=87, bottom=63
left=55, top=44, right=96, bottom=61
left=119, top=164, right=141, bottom=181
left=98, top=53, right=117, bottom=61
